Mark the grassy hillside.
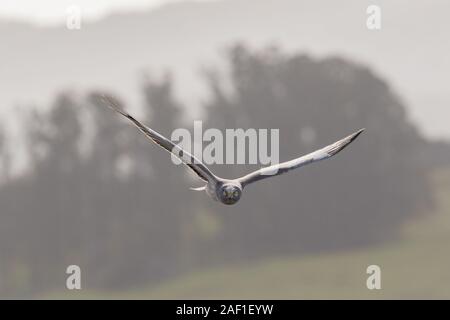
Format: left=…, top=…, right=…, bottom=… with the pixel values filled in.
left=50, top=168, right=450, bottom=299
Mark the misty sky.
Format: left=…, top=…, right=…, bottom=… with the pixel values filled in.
left=1, top=0, right=213, bottom=25
left=1, top=0, right=449, bottom=140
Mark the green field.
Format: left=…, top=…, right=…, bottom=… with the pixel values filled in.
left=51, top=168, right=450, bottom=299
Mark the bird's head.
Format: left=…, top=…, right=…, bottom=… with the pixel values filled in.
left=219, top=183, right=242, bottom=205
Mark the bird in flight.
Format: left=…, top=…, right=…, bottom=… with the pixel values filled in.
left=100, top=95, right=364, bottom=205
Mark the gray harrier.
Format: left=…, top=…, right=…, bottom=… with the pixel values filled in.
left=101, top=96, right=364, bottom=205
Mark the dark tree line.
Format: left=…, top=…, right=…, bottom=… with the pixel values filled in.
left=0, top=45, right=432, bottom=297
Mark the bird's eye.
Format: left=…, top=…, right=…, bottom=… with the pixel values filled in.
left=222, top=190, right=227, bottom=196
left=233, top=190, right=239, bottom=197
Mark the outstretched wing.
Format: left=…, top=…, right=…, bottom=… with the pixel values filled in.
left=100, top=95, right=218, bottom=184
left=238, top=129, right=365, bottom=187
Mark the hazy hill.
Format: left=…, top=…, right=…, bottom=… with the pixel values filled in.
left=1, top=0, right=449, bottom=138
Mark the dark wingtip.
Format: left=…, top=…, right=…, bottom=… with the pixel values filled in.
left=326, top=128, right=365, bottom=156
left=350, top=128, right=365, bottom=142
left=96, top=93, right=129, bottom=118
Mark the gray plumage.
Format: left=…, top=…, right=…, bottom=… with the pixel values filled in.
left=101, top=95, right=364, bottom=205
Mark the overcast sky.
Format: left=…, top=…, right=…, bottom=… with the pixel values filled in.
left=2, top=0, right=449, bottom=139
left=1, top=0, right=213, bottom=25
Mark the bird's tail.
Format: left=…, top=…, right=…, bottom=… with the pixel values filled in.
left=190, top=186, right=206, bottom=191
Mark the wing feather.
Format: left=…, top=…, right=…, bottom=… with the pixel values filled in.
left=238, top=129, right=364, bottom=187
left=100, top=95, right=218, bottom=183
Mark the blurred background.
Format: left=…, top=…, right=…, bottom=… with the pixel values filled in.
left=0, top=0, right=450, bottom=299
